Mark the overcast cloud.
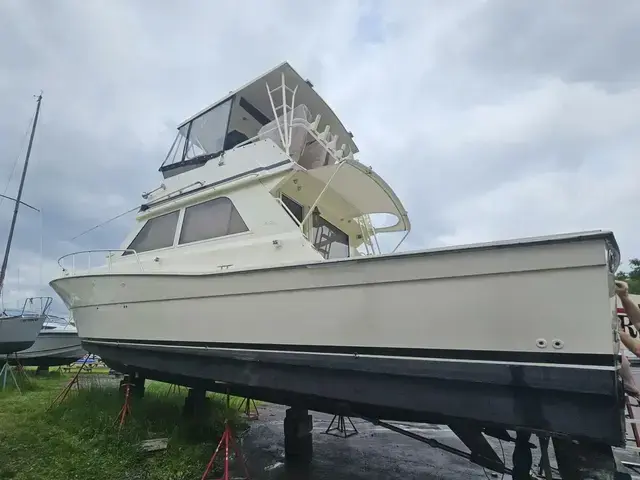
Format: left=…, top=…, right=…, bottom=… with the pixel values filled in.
left=0, top=0, right=638, bottom=314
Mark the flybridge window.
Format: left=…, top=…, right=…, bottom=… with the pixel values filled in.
left=125, top=210, right=180, bottom=255
left=179, top=98, right=232, bottom=162
left=179, top=197, right=248, bottom=245
left=312, top=212, right=350, bottom=260
left=160, top=98, right=233, bottom=178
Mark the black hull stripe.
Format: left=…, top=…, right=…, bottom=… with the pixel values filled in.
left=84, top=338, right=616, bottom=366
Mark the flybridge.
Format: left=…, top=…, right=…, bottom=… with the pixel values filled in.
left=159, top=62, right=358, bottom=179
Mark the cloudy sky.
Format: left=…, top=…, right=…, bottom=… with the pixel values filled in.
left=0, top=0, right=639, bottom=314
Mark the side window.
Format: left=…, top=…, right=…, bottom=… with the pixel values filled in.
left=281, top=194, right=304, bottom=225
left=179, top=197, right=248, bottom=245
left=125, top=210, right=180, bottom=254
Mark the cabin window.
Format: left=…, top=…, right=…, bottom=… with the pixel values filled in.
left=179, top=197, right=248, bottom=245
left=312, top=212, right=350, bottom=260
left=179, top=98, right=233, bottom=163
left=281, top=194, right=304, bottom=225
left=125, top=210, right=180, bottom=254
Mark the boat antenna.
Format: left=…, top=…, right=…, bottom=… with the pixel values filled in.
left=0, top=93, right=43, bottom=298
left=68, top=205, right=140, bottom=242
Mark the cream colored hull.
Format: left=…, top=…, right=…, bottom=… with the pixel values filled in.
left=51, top=232, right=617, bottom=360
left=49, top=231, right=624, bottom=445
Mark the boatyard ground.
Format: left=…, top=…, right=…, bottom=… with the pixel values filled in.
left=2, top=371, right=640, bottom=480
left=0, top=372, right=247, bottom=480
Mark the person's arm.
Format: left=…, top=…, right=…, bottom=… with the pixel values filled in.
left=620, top=329, right=640, bottom=357
left=616, top=281, right=640, bottom=329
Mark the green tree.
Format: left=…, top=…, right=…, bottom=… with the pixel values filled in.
left=616, top=258, right=640, bottom=295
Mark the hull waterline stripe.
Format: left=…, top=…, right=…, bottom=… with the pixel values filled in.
left=83, top=338, right=617, bottom=367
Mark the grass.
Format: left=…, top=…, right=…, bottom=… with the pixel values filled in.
left=0, top=372, right=249, bottom=480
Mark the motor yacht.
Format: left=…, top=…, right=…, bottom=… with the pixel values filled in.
left=14, top=313, right=86, bottom=367
left=49, top=62, right=624, bottom=451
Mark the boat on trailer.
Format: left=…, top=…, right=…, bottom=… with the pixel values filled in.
left=49, top=62, right=626, bottom=476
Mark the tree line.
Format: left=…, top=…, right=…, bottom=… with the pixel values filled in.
left=616, top=258, right=640, bottom=294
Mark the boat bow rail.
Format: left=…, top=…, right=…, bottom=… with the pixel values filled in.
left=4, top=296, right=54, bottom=318
left=58, top=249, right=145, bottom=276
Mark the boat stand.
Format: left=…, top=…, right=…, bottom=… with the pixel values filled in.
left=114, top=380, right=133, bottom=430
left=47, top=355, right=91, bottom=410
left=200, top=390, right=250, bottom=480
left=238, top=398, right=259, bottom=420
left=536, top=434, right=555, bottom=480
left=0, top=355, right=23, bottom=393
left=324, top=414, right=358, bottom=438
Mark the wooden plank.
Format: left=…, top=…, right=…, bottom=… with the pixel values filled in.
left=138, top=438, right=169, bottom=452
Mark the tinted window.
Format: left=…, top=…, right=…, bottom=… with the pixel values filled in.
left=312, top=213, right=350, bottom=259
left=179, top=197, right=248, bottom=245
left=126, top=210, right=180, bottom=254
left=281, top=194, right=304, bottom=225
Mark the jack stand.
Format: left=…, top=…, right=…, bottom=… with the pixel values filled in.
left=238, top=398, right=259, bottom=420
left=47, top=355, right=91, bottom=410
left=512, top=431, right=533, bottom=480
left=200, top=391, right=250, bottom=480
left=537, top=434, right=553, bottom=480
left=324, top=414, right=358, bottom=438
left=114, top=382, right=133, bottom=430
left=0, top=356, right=22, bottom=393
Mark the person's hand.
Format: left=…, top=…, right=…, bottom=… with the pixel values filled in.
left=616, top=280, right=630, bottom=298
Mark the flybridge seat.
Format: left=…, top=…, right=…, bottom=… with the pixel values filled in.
left=256, top=103, right=349, bottom=170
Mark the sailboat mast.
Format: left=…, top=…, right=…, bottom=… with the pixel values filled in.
left=0, top=94, right=43, bottom=296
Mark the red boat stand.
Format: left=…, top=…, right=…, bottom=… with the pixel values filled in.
left=200, top=392, right=250, bottom=480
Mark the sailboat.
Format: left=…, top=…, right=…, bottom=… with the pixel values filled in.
left=0, top=94, right=52, bottom=356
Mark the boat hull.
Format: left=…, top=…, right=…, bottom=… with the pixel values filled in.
left=0, top=315, right=47, bottom=355
left=13, top=332, right=87, bottom=367
left=50, top=232, right=625, bottom=444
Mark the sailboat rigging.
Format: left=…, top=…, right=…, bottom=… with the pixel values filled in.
left=0, top=93, right=43, bottom=296
left=0, top=93, right=52, bottom=366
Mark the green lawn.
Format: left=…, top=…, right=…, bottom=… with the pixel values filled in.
left=0, top=373, right=248, bottom=480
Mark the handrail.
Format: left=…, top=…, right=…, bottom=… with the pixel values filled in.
left=58, top=249, right=145, bottom=275
left=19, top=296, right=53, bottom=317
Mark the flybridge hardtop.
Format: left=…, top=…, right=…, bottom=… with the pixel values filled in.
left=160, top=61, right=359, bottom=176
left=144, top=61, right=410, bottom=238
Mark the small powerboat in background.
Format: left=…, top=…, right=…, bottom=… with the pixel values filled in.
left=14, top=313, right=86, bottom=367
